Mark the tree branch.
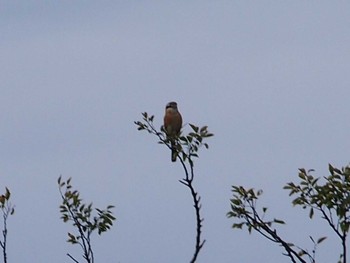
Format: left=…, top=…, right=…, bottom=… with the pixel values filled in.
left=67, top=253, right=80, bottom=263
left=247, top=205, right=307, bottom=263
left=178, top=155, right=205, bottom=262
left=0, top=188, right=14, bottom=263
left=135, top=114, right=212, bottom=263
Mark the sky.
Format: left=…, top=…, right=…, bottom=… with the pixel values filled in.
left=1, top=1, right=350, bottom=262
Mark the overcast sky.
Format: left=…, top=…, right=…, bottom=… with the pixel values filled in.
left=1, top=1, right=350, bottom=263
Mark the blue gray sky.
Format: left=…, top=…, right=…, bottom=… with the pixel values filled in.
left=1, top=1, right=350, bottom=262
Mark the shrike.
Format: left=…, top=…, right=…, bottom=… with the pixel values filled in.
left=163, top=101, right=183, bottom=162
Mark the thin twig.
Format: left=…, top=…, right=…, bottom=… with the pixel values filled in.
left=2, top=212, right=7, bottom=263
left=67, top=253, right=79, bottom=263
left=59, top=188, right=93, bottom=263
left=140, top=116, right=206, bottom=263
left=245, top=202, right=307, bottom=263
left=1, top=204, right=12, bottom=263
left=178, top=156, right=205, bottom=263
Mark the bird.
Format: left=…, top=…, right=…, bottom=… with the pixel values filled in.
left=163, top=101, right=183, bottom=162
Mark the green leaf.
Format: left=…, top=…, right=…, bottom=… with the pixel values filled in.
left=273, top=219, right=285, bottom=225
left=328, top=164, right=335, bottom=175
left=309, top=236, right=315, bottom=243
left=230, top=199, right=242, bottom=206
left=189, top=124, right=199, bottom=133
left=5, top=187, right=10, bottom=200
left=298, top=249, right=307, bottom=257
left=340, top=222, right=350, bottom=233
left=200, top=126, right=208, bottom=132
left=298, top=171, right=306, bottom=180
left=309, top=207, right=314, bottom=219
left=67, top=232, right=77, bottom=243
left=232, top=223, right=244, bottom=229
left=317, top=236, right=327, bottom=244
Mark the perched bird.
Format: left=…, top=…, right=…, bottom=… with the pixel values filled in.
left=163, top=101, right=183, bottom=162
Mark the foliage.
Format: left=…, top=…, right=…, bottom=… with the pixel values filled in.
left=228, top=164, right=350, bottom=263
left=0, top=187, right=15, bottom=263
left=135, top=112, right=213, bottom=263
left=227, top=186, right=323, bottom=263
left=135, top=112, right=213, bottom=163
left=58, top=176, right=116, bottom=263
left=284, top=164, right=350, bottom=263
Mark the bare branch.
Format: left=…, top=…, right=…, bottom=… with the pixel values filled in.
left=67, top=253, right=80, bottom=263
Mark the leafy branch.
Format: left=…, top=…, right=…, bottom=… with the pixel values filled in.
left=284, top=164, right=350, bottom=263
left=228, top=164, right=350, bottom=262
left=0, top=187, right=15, bottom=263
left=227, top=186, right=324, bottom=263
left=58, top=176, right=116, bottom=263
left=135, top=112, right=213, bottom=263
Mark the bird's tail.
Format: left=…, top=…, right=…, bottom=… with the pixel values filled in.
left=171, top=140, right=177, bottom=162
